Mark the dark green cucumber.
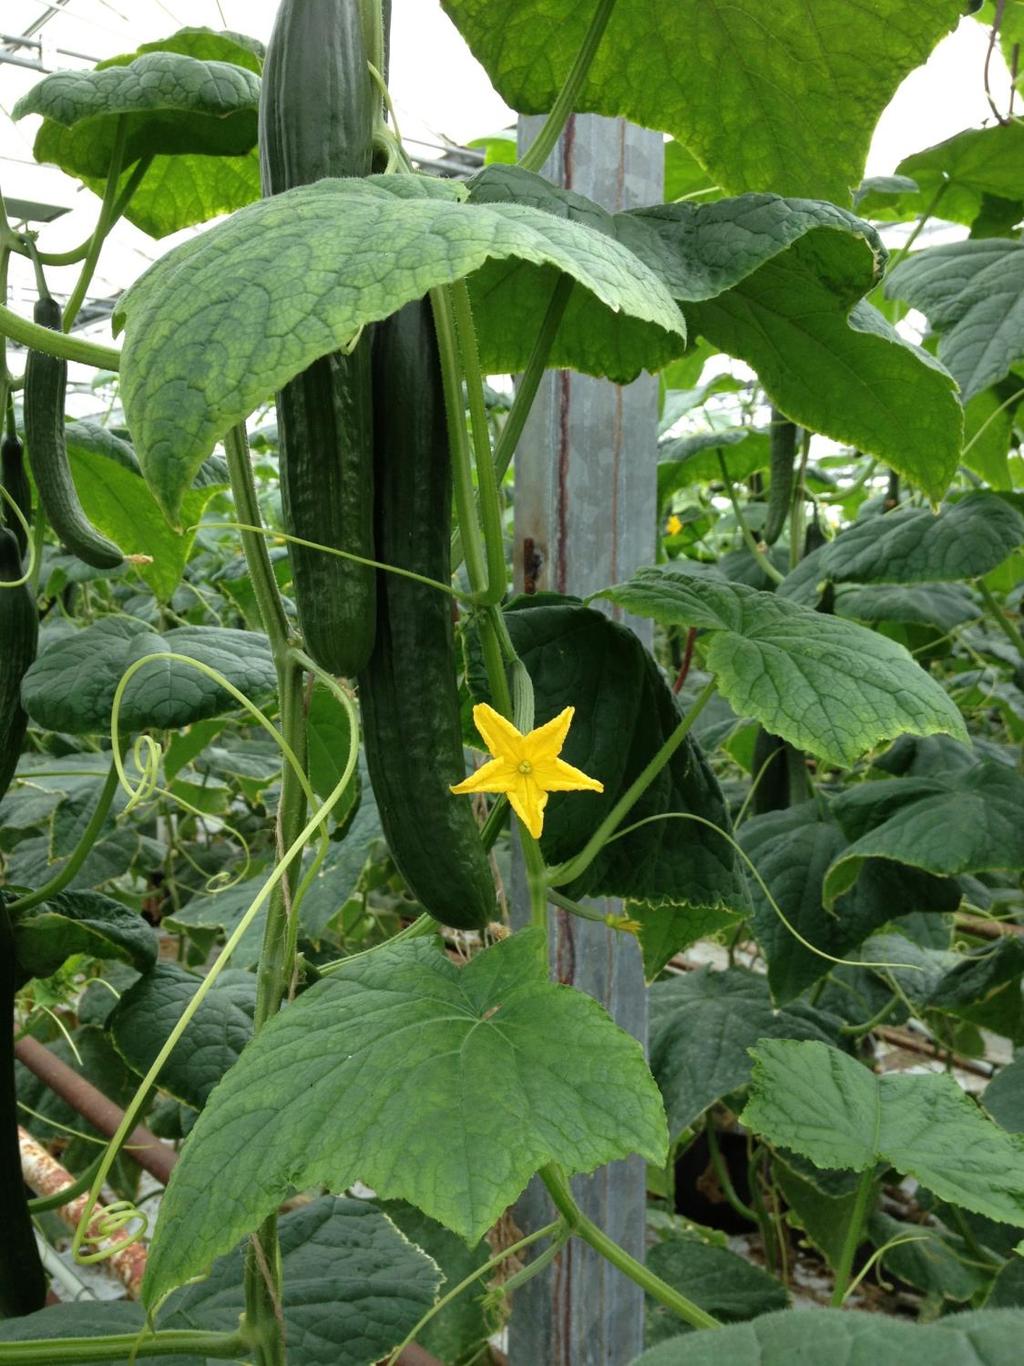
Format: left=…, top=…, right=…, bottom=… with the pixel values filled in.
left=1, top=432, right=32, bottom=560
left=259, top=0, right=377, bottom=675
left=763, top=408, right=797, bottom=547
left=358, top=301, right=495, bottom=930
left=23, top=298, right=122, bottom=570
left=0, top=528, right=38, bottom=803
left=0, top=899, right=48, bottom=1317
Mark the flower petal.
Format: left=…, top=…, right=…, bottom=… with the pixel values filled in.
left=524, top=706, right=575, bottom=761
left=450, top=755, right=517, bottom=795
left=507, top=777, right=548, bottom=839
left=472, top=703, right=524, bottom=763
left=533, top=756, right=605, bottom=793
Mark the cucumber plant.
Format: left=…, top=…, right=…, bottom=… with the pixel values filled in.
left=0, top=2, right=1022, bottom=1364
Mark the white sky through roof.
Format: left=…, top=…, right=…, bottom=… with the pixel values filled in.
left=0, top=1, right=1015, bottom=322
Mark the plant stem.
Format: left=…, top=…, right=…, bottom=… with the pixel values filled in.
left=451, top=275, right=574, bottom=573
left=547, top=677, right=716, bottom=887
left=0, top=303, right=120, bottom=370
left=0, top=1331, right=251, bottom=1364
left=62, top=122, right=128, bottom=333
left=829, top=1165, right=877, bottom=1307
left=8, top=759, right=120, bottom=913
left=886, top=181, right=948, bottom=272
left=978, top=579, right=1024, bottom=658
left=225, top=423, right=303, bottom=1366
left=449, top=279, right=505, bottom=602
left=62, top=118, right=128, bottom=333
left=384, top=1220, right=563, bottom=1366
left=430, top=286, right=490, bottom=603
left=519, top=0, right=620, bottom=174
left=540, top=1164, right=720, bottom=1330
left=718, top=452, right=784, bottom=585
left=705, top=1117, right=757, bottom=1223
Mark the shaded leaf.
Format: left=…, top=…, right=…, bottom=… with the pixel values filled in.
left=645, top=1237, right=787, bottom=1345
left=649, top=967, right=842, bottom=1138
left=108, top=963, right=255, bottom=1110
left=10, top=890, right=156, bottom=985
left=21, top=616, right=275, bottom=734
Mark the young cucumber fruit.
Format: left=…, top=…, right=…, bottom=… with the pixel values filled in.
left=0, top=903, right=48, bottom=1316
left=259, top=0, right=377, bottom=675
left=0, top=527, right=38, bottom=803
left=1, top=432, right=32, bottom=560
left=23, top=297, right=123, bottom=570
left=763, top=409, right=798, bottom=547
left=359, top=301, right=496, bottom=931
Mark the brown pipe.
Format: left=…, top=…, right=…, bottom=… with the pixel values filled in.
left=14, top=1034, right=177, bottom=1184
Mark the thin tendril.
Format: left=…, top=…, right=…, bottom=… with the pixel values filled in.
left=605, top=811, right=925, bottom=972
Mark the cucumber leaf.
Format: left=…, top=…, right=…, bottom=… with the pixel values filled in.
left=649, top=967, right=843, bottom=1138
left=598, top=568, right=968, bottom=767
left=630, top=1308, right=1024, bottom=1365
left=107, top=963, right=255, bottom=1110
left=8, top=890, right=157, bottom=986
left=21, top=617, right=275, bottom=735
left=14, top=32, right=263, bottom=239
left=113, top=175, right=686, bottom=520
left=142, top=930, right=668, bottom=1303
left=824, top=762, right=1024, bottom=904
left=440, top=0, right=962, bottom=203
left=885, top=238, right=1024, bottom=402
left=743, top=1039, right=1024, bottom=1224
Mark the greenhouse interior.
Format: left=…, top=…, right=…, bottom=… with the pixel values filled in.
left=1, top=2, right=1024, bottom=1363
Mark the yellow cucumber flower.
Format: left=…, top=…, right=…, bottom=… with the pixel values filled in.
left=451, top=703, right=604, bottom=840
left=666, top=514, right=683, bottom=536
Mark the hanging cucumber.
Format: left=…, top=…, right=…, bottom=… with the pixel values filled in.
left=0, top=528, right=38, bottom=803
left=763, top=409, right=798, bottom=547
left=23, top=297, right=122, bottom=570
left=1, top=431, right=32, bottom=561
left=259, top=0, right=377, bottom=675
left=0, top=900, right=48, bottom=1316
left=359, top=301, right=495, bottom=930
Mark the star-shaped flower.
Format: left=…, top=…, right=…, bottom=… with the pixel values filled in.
left=451, top=703, right=604, bottom=839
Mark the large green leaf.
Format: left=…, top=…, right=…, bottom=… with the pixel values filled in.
left=440, top=0, right=962, bottom=202
left=15, top=32, right=262, bottom=240
left=645, top=1238, right=787, bottom=1346
left=113, top=175, right=685, bottom=521
left=659, top=429, right=771, bottom=498
left=886, top=238, right=1024, bottom=402
left=107, top=963, right=255, bottom=1110
left=738, top=803, right=959, bottom=1003
left=648, top=966, right=842, bottom=1138
left=742, top=1039, right=1024, bottom=1225
left=162, top=1198, right=441, bottom=1366
left=857, top=122, right=1024, bottom=226
left=0, top=1199, right=439, bottom=1366
left=377, top=1201, right=492, bottom=1364
left=143, top=930, right=667, bottom=1303
left=598, top=568, right=967, bottom=767
left=472, top=169, right=961, bottom=500
left=9, top=890, right=157, bottom=986
left=630, top=1308, right=1024, bottom=1365
left=66, top=420, right=226, bottom=600
left=835, top=583, right=981, bottom=633
left=824, top=762, right=1024, bottom=904
left=468, top=598, right=749, bottom=916
left=985, top=1056, right=1024, bottom=1134
left=21, top=616, right=275, bottom=734
left=813, top=494, right=1024, bottom=586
